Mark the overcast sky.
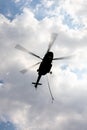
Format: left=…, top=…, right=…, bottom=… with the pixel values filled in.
left=0, top=0, right=87, bottom=130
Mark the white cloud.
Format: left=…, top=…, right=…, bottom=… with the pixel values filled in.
left=14, top=0, right=21, bottom=2
left=0, top=1, right=87, bottom=130
left=41, top=0, right=54, bottom=8
left=38, top=0, right=87, bottom=29
left=59, top=0, right=87, bottom=28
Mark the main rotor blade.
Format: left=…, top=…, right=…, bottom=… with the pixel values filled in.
left=53, top=55, right=73, bottom=60
left=20, top=62, right=41, bottom=74
left=15, top=44, right=42, bottom=60
left=47, top=33, right=58, bottom=53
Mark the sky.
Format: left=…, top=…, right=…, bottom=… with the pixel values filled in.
left=0, top=0, right=87, bottom=130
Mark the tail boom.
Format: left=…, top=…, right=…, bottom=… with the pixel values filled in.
left=32, top=74, right=42, bottom=88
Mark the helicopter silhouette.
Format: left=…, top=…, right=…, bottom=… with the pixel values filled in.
left=15, top=33, right=72, bottom=102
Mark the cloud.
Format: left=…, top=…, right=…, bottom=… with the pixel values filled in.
left=35, top=0, right=87, bottom=29
left=0, top=1, right=87, bottom=130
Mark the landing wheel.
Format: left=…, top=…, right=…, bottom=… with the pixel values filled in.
left=50, top=71, right=52, bottom=74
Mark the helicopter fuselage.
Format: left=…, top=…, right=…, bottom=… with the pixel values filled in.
left=38, top=51, right=53, bottom=75
left=32, top=52, right=54, bottom=88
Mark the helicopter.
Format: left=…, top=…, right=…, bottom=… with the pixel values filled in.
left=15, top=33, right=72, bottom=102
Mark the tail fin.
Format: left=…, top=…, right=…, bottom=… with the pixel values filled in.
left=32, top=82, right=42, bottom=85
left=32, top=82, right=42, bottom=88
left=32, top=74, right=42, bottom=88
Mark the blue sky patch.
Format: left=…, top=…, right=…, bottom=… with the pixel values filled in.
left=0, top=121, right=16, bottom=130
left=61, top=9, right=84, bottom=29
left=61, top=65, right=87, bottom=79
left=30, top=0, right=41, bottom=8
left=0, top=0, right=22, bottom=20
left=71, top=68, right=87, bottom=79
left=61, top=64, right=68, bottom=70
left=0, top=80, right=4, bottom=84
left=0, top=0, right=42, bottom=20
left=0, top=80, right=4, bottom=86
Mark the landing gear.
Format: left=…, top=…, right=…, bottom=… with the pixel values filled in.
left=50, top=71, right=52, bottom=74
